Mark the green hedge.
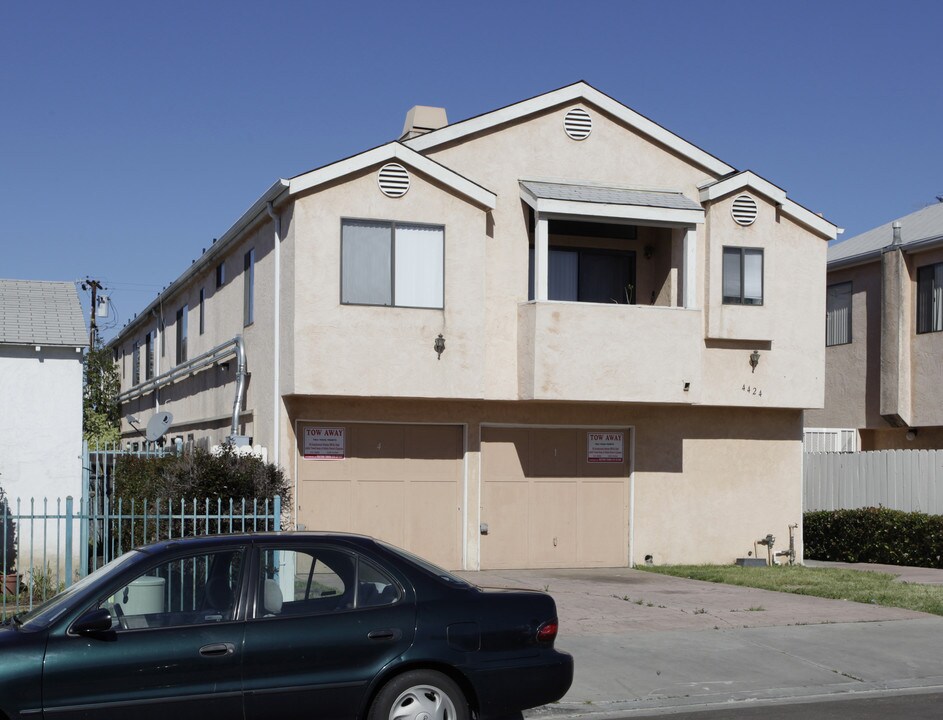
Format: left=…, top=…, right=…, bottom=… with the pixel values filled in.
left=804, top=507, right=943, bottom=568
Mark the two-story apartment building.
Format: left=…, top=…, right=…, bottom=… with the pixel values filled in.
left=112, top=82, right=837, bottom=570
left=805, top=201, right=943, bottom=451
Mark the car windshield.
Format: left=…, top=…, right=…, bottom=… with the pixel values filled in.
left=378, top=541, right=473, bottom=588
left=15, top=551, right=142, bottom=631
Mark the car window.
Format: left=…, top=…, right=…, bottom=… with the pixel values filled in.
left=99, top=549, right=244, bottom=630
left=254, top=548, right=398, bottom=619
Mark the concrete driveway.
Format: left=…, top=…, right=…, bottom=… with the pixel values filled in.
left=458, top=566, right=943, bottom=717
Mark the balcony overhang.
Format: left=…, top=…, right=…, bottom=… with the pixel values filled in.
left=520, top=180, right=705, bottom=226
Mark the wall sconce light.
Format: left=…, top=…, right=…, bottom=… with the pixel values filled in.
left=906, top=428, right=919, bottom=442
left=434, top=334, right=446, bottom=360
left=749, top=350, right=760, bottom=373
left=644, top=245, right=654, bottom=260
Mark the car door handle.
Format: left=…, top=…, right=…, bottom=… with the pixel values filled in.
left=199, top=642, right=235, bottom=657
left=367, top=628, right=402, bottom=642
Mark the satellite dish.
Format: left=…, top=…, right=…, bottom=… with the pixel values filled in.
left=145, top=412, right=174, bottom=442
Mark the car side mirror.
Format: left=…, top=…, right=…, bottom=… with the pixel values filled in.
left=72, top=608, right=114, bottom=636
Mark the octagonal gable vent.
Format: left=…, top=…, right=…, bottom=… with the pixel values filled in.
left=377, top=162, right=410, bottom=197
left=731, top=194, right=758, bottom=226
left=564, top=107, right=592, bottom=140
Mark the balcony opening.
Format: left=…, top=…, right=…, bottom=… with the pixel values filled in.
left=528, top=216, right=674, bottom=306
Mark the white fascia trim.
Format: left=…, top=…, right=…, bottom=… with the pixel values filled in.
left=289, top=142, right=496, bottom=210
left=699, top=171, right=837, bottom=240
left=520, top=187, right=704, bottom=226
left=407, top=83, right=735, bottom=177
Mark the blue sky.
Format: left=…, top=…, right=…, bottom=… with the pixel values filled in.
left=3, top=1, right=941, bottom=339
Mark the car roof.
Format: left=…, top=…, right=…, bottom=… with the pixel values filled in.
left=136, top=531, right=381, bottom=555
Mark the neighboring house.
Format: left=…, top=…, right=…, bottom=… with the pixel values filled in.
left=111, top=82, right=837, bottom=570
left=805, top=202, right=943, bottom=451
left=0, top=280, right=88, bottom=504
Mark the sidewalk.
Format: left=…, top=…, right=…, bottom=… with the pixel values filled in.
left=458, top=565, right=943, bottom=717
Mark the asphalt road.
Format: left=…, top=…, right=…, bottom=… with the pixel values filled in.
left=616, top=691, right=943, bottom=719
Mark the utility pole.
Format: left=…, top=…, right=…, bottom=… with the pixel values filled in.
left=81, top=279, right=103, bottom=348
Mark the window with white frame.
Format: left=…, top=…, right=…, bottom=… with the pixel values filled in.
left=132, top=341, right=140, bottom=385
left=341, top=219, right=444, bottom=308
left=722, top=247, right=763, bottom=305
left=917, top=261, right=943, bottom=334
left=826, top=281, right=852, bottom=346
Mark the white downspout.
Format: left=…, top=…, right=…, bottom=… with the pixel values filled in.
left=266, top=202, right=281, bottom=471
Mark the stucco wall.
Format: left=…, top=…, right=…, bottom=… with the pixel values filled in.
left=0, top=346, right=84, bottom=503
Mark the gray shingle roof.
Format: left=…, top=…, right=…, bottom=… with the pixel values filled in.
left=829, top=202, right=943, bottom=264
left=0, top=280, right=88, bottom=347
left=520, top=180, right=701, bottom=211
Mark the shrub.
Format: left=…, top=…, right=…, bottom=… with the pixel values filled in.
left=113, top=446, right=290, bottom=504
left=804, top=507, right=943, bottom=568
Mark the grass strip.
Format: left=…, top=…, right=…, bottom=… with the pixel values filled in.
left=637, top=564, right=943, bottom=616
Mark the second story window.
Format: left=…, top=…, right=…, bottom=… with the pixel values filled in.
left=176, top=304, right=188, bottom=364
left=132, top=342, right=140, bottom=385
left=341, top=219, right=444, bottom=309
left=199, top=288, right=206, bottom=335
left=826, top=282, right=852, bottom=346
left=144, top=331, right=154, bottom=379
left=216, top=261, right=225, bottom=288
left=722, top=247, right=763, bottom=305
left=244, top=248, right=255, bottom=326
left=917, top=261, right=943, bottom=334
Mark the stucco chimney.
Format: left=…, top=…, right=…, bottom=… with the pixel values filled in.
left=400, top=105, right=448, bottom=140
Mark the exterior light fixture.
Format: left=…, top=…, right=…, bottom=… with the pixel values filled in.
left=434, top=334, right=446, bottom=360
left=906, top=429, right=919, bottom=442
left=749, top=350, right=760, bottom=373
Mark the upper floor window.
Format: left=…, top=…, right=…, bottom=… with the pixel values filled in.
left=917, top=261, right=943, bottom=334
left=144, top=331, right=154, bottom=380
left=199, top=288, right=206, bottom=335
left=244, top=249, right=255, bottom=326
left=176, top=305, right=188, bottom=364
left=341, top=219, right=444, bottom=309
left=132, top=342, right=140, bottom=385
left=216, top=261, right=226, bottom=288
left=722, top=247, right=763, bottom=305
left=826, top=282, right=852, bottom=346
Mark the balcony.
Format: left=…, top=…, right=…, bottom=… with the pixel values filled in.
left=518, top=301, right=703, bottom=403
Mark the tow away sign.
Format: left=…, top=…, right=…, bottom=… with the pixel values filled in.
left=303, top=427, right=345, bottom=460
left=587, top=432, right=624, bottom=463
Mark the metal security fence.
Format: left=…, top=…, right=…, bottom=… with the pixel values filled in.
left=804, top=449, right=943, bottom=514
left=1, top=495, right=281, bottom=618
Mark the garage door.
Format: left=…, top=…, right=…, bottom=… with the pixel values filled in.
left=481, top=427, right=629, bottom=569
left=296, top=423, right=464, bottom=570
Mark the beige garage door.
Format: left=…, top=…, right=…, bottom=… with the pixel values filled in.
left=481, top=427, right=629, bottom=569
left=296, top=423, right=464, bottom=570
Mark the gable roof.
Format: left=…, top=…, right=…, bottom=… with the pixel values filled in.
left=698, top=171, right=837, bottom=240
left=0, top=280, right=88, bottom=347
left=829, top=201, right=943, bottom=267
left=405, top=81, right=735, bottom=177
left=289, top=142, right=496, bottom=209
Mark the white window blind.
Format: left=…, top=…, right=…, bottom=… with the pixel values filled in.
left=342, top=220, right=392, bottom=306
left=722, top=248, right=741, bottom=300
left=394, top=224, right=443, bottom=308
left=743, top=249, right=763, bottom=305
left=917, top=262, right=943, bottom=334
left=826, top=282, right=852, bottom=346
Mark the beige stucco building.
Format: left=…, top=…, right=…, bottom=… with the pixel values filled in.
left=112, top=83, right=837, bottom=570
left=805, top=202, right=943, bottom=451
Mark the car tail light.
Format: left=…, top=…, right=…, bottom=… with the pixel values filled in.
left=536, top=619, right=558, bottom=644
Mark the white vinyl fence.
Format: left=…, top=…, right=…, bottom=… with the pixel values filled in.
left=804, top=450, right=943, bottom=514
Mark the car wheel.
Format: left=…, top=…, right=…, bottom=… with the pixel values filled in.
left=369, top=669, right=469, bottom=720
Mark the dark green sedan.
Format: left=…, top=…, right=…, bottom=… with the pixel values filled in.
left=0, top=532, right=573, bottom=720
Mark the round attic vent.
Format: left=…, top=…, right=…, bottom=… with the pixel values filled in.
left=564, top=107, right=592, bottom=140
left=731, top=194, right=758, bottom=226
left=377, top=163, right=410, bottom=197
